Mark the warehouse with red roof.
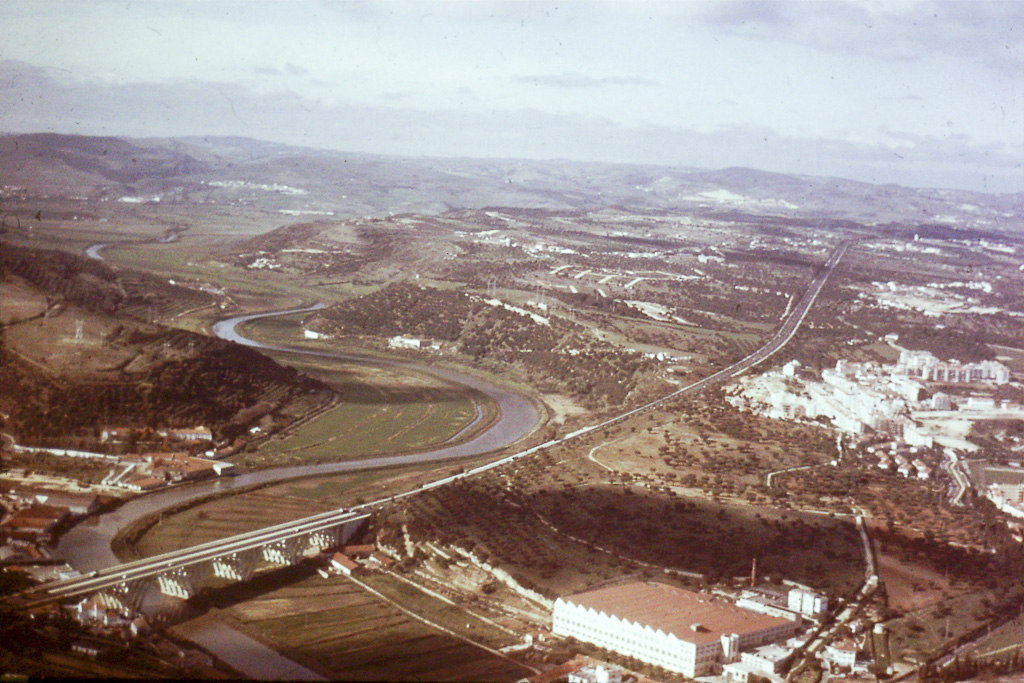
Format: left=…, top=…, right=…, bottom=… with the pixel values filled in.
left=552, top=582, right=799, bottom=677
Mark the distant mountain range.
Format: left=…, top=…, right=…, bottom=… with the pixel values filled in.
left=2, top=132, right=1020, bottom=233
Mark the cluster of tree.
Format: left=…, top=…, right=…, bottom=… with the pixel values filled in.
left=2, top=242, right=127, bottom=314
left=229, top=221, right=328, bottom=254
left=315, top=282, right=658, bottom=406
left=1, top=242, right=214, bottom=320
left=1, top=323, right=324, bottom=445
left=528, top=485, right=862, bottom=592
left=316, top=282, right=472, bottom=341
left=384, top=479, right=566, bottom=594
left=875, top=513, right=1023, bottom=592
left=385, top=468, right=864, bottom=597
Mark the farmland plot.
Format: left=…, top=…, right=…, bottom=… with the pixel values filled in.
left=225, top=576, right=531, bottom=682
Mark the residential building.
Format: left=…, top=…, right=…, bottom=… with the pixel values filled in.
left=121, top=475, right=164, bottom=492
left=0, top=504, right=69, bottom=542
left=740, top=643, right=792, bottom=674
left=164, top=426, right=213, bottom=442
left=100, top=427, right=135, bottom=442
left=0, top=484, right=98, bottom=516
left=389, top=336, right=426, bottom=350
left=342, top=544, right=376, bottom=558
left=823, top=640, right=858, bottom=669
left=568, top=664, right=622, bottom=683
left=735, top=595, right=801, bottom=622
left=896, top=350, right=1009, bottom=385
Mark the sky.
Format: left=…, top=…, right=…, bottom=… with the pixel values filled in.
left=1, top=0, right=1022, bottom=193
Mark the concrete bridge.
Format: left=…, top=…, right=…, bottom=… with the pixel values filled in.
left=13, top=508, right=369, bottom=614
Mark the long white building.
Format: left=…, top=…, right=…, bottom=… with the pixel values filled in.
left=896, top=350, right=1009, bottom=384
left=552, top=582, right=799, bottom=677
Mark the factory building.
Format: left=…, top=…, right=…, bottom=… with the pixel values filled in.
left=552, top=582, right=799, bottom=677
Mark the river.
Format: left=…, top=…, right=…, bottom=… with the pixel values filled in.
left=59, top=306, right=540, bottom=569
left=54, top=299, right=541, bottom=678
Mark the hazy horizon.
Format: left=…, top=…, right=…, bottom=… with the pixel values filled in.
left=2, top=0, right=1022, bottom=194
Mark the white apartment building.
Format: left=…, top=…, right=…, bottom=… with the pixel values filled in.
left=896, top=350, right=1009, bottom=385
left=787, top=588, right=828, bottom=618
left=987, top=482, right=1024, bottom=506
left=822, top=641, right=858, bottom=669
left=552, top=582, right=799, bottom=678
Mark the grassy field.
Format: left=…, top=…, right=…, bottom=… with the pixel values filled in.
left=358, top=572, right=516, bottom=650
left=990, top=344, right=1024, bottom=374
left=973, top=613, right=1024, bottom=657
left=233, top=355, right=492, bottom=468
left=221, top=314, right=497, bottom=467
left=862, top=341, right=902, bottom=363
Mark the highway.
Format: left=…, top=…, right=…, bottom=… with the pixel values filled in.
left=520, top=240, right=850, bottom=440
left=943, top=449, right=972, bottom=506
left=350, top=241, right=852, bottom=511
left=20, top=240, right=850, bottom=611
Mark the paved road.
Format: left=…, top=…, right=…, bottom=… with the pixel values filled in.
left=334, top=241, right=853, bottom=516
left=522, top=241, right=851, bottom=440
left=55, top=307, right=541, bottom=573
left=944, top=450, right=971, bottom=506
left=58, top=240, right=849, bottom=574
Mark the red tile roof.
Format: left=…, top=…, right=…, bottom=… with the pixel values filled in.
left=126, top=476, right=164, bottom=490
left=527, top=656, right=588, bottom=683
left=563, top=582, right=792, bottom=645
left=330, top=553, right=359, bottom=571
left=0, top=505, right=68, bottom=529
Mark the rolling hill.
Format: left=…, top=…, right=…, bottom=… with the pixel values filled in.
left=2, top=132, right=1020, bottom=234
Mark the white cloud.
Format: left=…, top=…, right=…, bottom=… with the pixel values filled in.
left=701, top=0, right=1024, bottom=77
left=2, top=58, right=1019, bottom=193
left=0, top=1, right=1021, bottom=192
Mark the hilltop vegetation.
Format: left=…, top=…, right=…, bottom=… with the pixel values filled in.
left=0, top=243, right=328, bottom=447
left=1, top=241, right=215, bottom=320
left=311, top=282, right=661, bottom=408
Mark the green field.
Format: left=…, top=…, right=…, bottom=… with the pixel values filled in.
left=222, top=315, right=497, bottom=467
left=233, top=356, right=491, bottom=468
